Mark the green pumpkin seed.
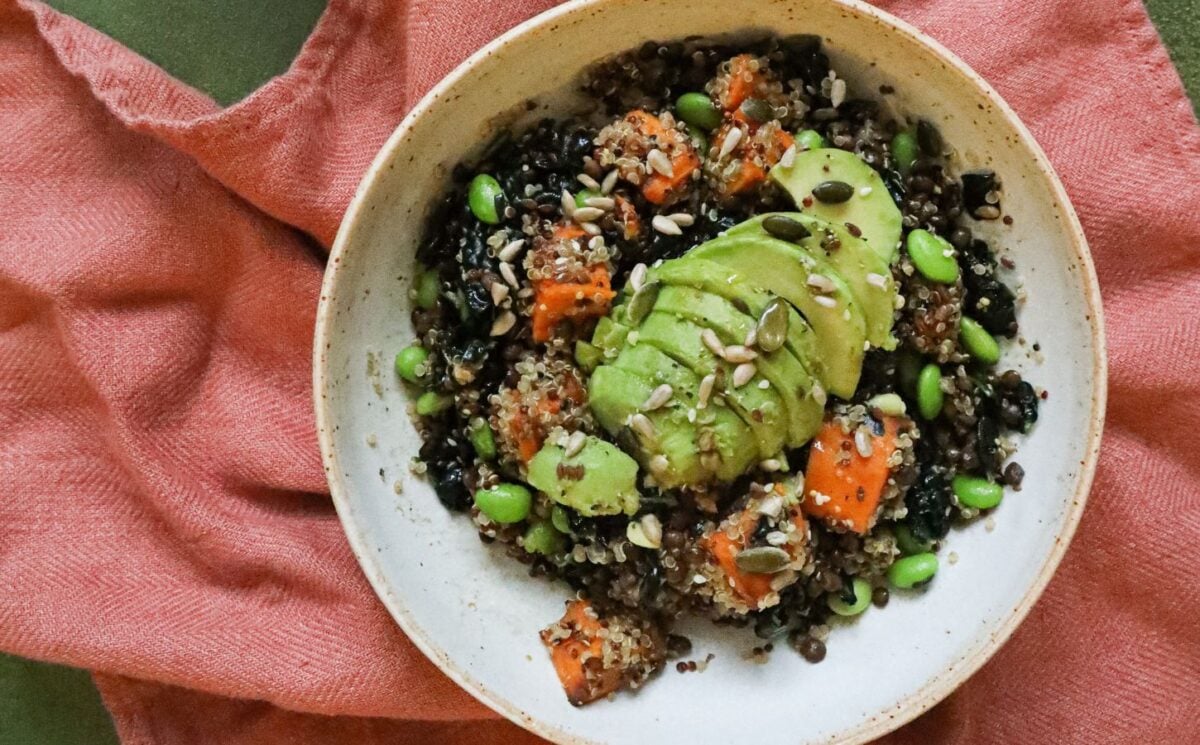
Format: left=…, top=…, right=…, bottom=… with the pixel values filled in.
left=626, top=279, right=660, bottom=326
left=762, top=215, right=812, bottom=242
left=675, top=92, right=722, bottom=131
left=734, top=546, right=791, bottom=574
left=812, top=180, right=854, bottom=203
left=739, top=97, right=775, bottom=124
left=755, top=297, right=789, bottom=352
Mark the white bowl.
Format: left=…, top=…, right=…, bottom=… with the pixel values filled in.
left=314, top=1, right=1106, bottom=742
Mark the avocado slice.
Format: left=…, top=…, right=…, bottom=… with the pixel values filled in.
left=526, top=435, right=640, bottom=516
left=723, top=213, right=897, bottom=348
left=771, top=148, right=903, bottom=263
left=688, top=235, right=866, bottom=399
left=587, top=364, right=707, bottom=488
left=591, top=315, right=631, bottom=359
left=611, top=342, right=757, bottom=481
left=648, top=258, right=831, bottom=393
left=651, top=285, right=824, bottom=447
left=636, top=311, right=787, bottom=460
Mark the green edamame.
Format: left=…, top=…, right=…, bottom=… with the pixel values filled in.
left=415, top=391, right=452, bottom=416
left=473, top=483, right=532, bottom=524
left=468, top=417, right=497, bottom=460
left=894, top=523, right=933, bottom=555
left=686, top=124, right=709, bottom=157
left=827, top=577, right=872, bottom=616
left=891, top=130, right=919, bottom=173
left=551, top=505, right=571, bottom=534
left=468, top=174, right=504, bottom=224
left=905, top=229, right=960, bottom=283
left=795, top=129, right=826, bottom=151
left=960, top=317, right=1001, bottom=365
left=952, top=474, right=1004, bottom=509
left=414, top=269, right=440, bottom=310
left=888, top=552, right=939, bottom=589
left=675, top=92, right=722, bottom=131
left=916, top=363, right=944, bottom=420
left=574, top=189, right=598, bottom=208
left=523, top=519, right=566, bottom=556
left=395, top=344, right=431, bottom=385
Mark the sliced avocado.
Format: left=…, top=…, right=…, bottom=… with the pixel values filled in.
left=574, top=340, right=602, bottom=372
left=587, top=364, right=707, bottom=488
left=611, top=343, right=757, bottom=481
left=649, top=258, right=829, bottom=391
left=688, top=235, right=865, bottom=398
left=724, top=213, right=897, bottom=348
left=771, top=148, right=903, bottom=263
left=636, top=311, right=787, bottom=460
left=526, top=435, right=640, bottom=516
left=652, top=284, right=824, bottom=447
left=591, top=315, right=631, bottom=358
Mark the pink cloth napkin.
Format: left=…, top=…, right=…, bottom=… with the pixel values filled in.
left=1, top=0, right=1197, bottom=742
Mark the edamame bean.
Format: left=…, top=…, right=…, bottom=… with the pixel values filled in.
left=523, top=519, right=566, bottom=556
left=905, top=229, right=960, bottom=283
left=891, top=130, right=919, bottom=173
left=468, top=174, right=504, bottom=224
left=894, top=523, right=933, bottom=555
left=827, top=577, right=872, bottom=616
left=473, top=483, right=532, bottom=524
left=675, top=92, right=722, bottom=131
left=415, top=391, right=452, bottom=416
left=795, top=129, right=826, bottom=151
left=952, top=474, right=1004, bottom=509
left=888, top=552, right=939, bottom=589
left=916, top=363, right=944, bottom=420
left=414, top=269, right=440, bottom=310
left=686, top=124, right=709, bottom=157
left=960, top=317, right=1001, bottom=365
left=551, top=505, right=572, bottom=534
left=395, top=344, right=431, bottom=385
left=468, top=417, right=496, bottom=460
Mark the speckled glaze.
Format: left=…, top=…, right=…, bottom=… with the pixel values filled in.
left=313, top=1, right=1106, bottom=742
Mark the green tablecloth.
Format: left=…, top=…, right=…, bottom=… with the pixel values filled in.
left=3, top=1, right=1196, bottom=743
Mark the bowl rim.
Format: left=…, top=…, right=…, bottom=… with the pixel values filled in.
left=313, top=0, right=1108, bottom=742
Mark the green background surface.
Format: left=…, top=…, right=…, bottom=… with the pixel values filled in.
left=3, top=2, right=1196, bottom=744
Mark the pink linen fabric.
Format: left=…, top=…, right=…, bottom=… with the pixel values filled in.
left=0, top=0, right=1197, bottom=742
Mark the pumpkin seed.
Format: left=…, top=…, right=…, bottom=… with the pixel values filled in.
left=626, top=280, right=660, bottom=325
left=812, top=180, right=854, bottom=203
left=735, top=546, right=791, bottom=574
left=739, top=97, right=775, bottom=123
left=756, top=297, right=789, bottom=352
left=762, top=214, right=811, bottom=242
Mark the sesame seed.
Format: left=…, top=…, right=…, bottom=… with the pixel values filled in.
left=718, top=126, right=743, bottom=160
left=686, top=408, right=697, bottom=423
left=497, top=239, right=526, bottom=263
left=652, top=215, right=683, bottom=236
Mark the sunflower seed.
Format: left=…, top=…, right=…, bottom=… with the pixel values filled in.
left=718, top=126, right=743, bottom=160
left=867, top=393, right=907, bottom=417
left=497, top=239, right=526, bottom=263
left=489, top=282, right=510, bottom=305
left=581, top=221, right=602, bottom=236
left=668, top=213, right=695, bottom=227
left=814, top=294, right=838, bottom=309
left=572, top=207, right=605, bottom=223
left=627, top=519, right=660, bottom=549
left=733, top=362, right=757, bottom=388
left=584, top=196, right=615, bottom=210
left=701, top=328, right=725, bottom=358
left=807, top=273, right=836, bottom=294
left=757, top=494, right=784, bottom=518
left=723, top=345, right=758, bottom=363
left=778, top=144, right=797, bottom=169
left=755, top=297, right=789, bottom=352
left=652, top=215, right=683, bottom=235
left=759, top=458, right=783, bottom=472
left=735, top=546, right=790, bottom=574
left=642, top=384, right=674, bottom=411
left=629, top=262, right=648, bottom=292
left=640, top=514, right=663, bottom=546
left=626, top=280, right=660, bottom=325
left=499, top=261, right=519, bottom=288
left=564, top=430, right=588, bottom=458
left=647, top=149, right=674, bottom=177
left=576, top=173, right=601, bottom=191
left=489, top=311, right=517, bottom=336
left=698, top=373, right=716, bottom=409
left=812, top=382, right=828, bottom=406
left=866, top=272, right=889, bottom=289
left=601, top=169, right=620, bottom=194
left=830, top=78, right=847, bottom=108
left=561, top=189, right=576, bottom=216
left=648, top=454, right=670, bottom=476
left=765, top=531, right=789, bottom=546
left=743, top=327, right=757, bottom=348
left=629, top=413, right=657, bottom=443
left=854, top=428, right=874, bottom=458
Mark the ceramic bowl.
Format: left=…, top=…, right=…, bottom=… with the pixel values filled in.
left=314, top=0, right=1106, bottom=742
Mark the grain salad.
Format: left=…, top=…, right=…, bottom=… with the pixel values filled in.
left=396, top=35, right=1039, bottom=706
